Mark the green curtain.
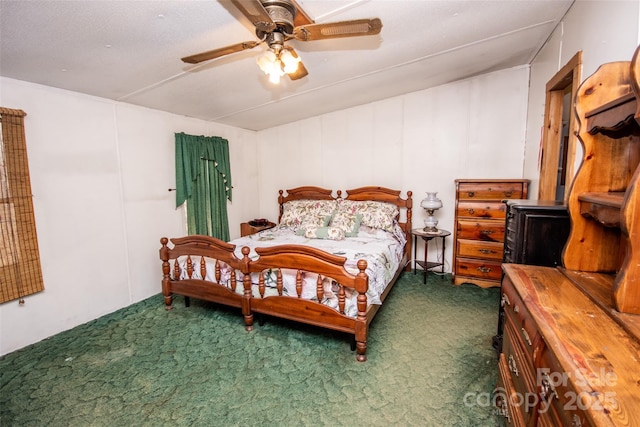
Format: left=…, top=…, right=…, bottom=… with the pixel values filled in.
left=175, top=132, right=232, bottom=240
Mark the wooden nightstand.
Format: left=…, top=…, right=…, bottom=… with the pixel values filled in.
left=411, top=228, right=450, bottom=284
left=240, top=221, right=276, bottom=237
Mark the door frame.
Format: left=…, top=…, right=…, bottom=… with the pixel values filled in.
left=538, top=51, right=582, bottom=201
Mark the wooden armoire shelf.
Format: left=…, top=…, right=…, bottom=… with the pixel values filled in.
left=562, top=47, right=640, bottom=314
left=578, top=191, right=624, bottom=227
left=585, top=90, right=637, bottom=136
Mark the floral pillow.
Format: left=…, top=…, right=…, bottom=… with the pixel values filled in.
left=329, top=210, right=363, bottom=237
left=280, top=199, right=337, bottom=230
left=332, top=199, right=398, bottom=232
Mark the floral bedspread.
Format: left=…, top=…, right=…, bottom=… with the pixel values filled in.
left=233, top=224, right=406, bottom=316
left=176, top=224, right=406, bottom=318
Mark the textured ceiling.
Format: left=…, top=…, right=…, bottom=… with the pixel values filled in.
left=0, top=0, right=574, bottom=131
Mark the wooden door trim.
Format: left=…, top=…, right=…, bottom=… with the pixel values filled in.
left=538, top=51, right=582, bottom=201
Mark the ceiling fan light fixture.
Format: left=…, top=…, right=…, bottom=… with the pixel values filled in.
left=268, top=68, right=283, bottom=84
left=257, top=49, right=285, bottom=83
left=256, top=49, right=277, bottom=74
left=184, top=1, right=381, bottom=83
left=280, top=49, right=300, bottom=73
left=257, top=47, right=298, bottom=83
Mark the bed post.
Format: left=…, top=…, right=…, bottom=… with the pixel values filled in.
left=277, top=189, right=285, bottom=223
left=239, top=246, right=254, bottom=331
left=405, top=190, right=413, bottom=271
left=354, top=259, right=369, bottom=362
left=160, top=237, right=173, bottom=310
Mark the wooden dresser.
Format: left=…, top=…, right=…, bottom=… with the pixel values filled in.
left=497, top=264, right=640, bottom=426
left=452, top=179, right=529, bottom=288
left=494, top=200, right=570, bottom=352
left=495, top=45, right=640, bottom=426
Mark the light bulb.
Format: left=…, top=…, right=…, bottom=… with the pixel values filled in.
left=268, top=70, right=281, bottom=84
left=265, top=59, right=285, bottom=84
left=280, top=50, right=300, bottom=73
left=256, top=50, right=277, bottom=74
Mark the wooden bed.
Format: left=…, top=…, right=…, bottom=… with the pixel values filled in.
left=160, top=186, right=413, bottom=361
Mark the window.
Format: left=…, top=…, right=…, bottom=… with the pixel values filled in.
left=174, top=132, right=232, bottom=240
left=0, top=107, right=44, bottom=304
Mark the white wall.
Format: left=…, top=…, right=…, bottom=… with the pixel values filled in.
left=5, top=0, right=635, bottom=356
left=0, top=77, right=258, bottom=355
left=256, top=66, right=531, bottom=273
left=523, top=0, right=640, bottom=197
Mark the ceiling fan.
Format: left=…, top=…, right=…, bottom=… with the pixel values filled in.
left=181, top=0, right=382, bottom=83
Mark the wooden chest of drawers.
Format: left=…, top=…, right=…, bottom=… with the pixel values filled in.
left=496, top=264, right=640, bottom=426
left=452, top=179, right=529, bottom=288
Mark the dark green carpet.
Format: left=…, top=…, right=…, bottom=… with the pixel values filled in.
left=1, top=272, right=503, bottom=426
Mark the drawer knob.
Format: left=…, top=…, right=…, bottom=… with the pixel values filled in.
left=479, top=229, right=494, bottom=236
left=521, top=327, right=532, bottom=346
left=501, top=293, right=510, bottom=307
left=540, top=372, right=558, bottom=401
left=479, top=249, right=494, bottom=254
left=514, top=305, right=519, bottom=313
left=508, top=354, right=519, bottom=377
left=467, top=208, right=475, bottom=215
left=477, top=266, right=493, bottom=274
left=467, top=191, right=475, bottom=197
left=503, top=191, right=513, bottom=197
left=495, top=394, right=511, bottom=423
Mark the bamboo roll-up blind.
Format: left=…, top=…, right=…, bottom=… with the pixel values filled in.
left=0, top=107, right=44, bottom=303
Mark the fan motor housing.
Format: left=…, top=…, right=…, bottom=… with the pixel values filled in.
left=258, top=0, right=296, bottom=36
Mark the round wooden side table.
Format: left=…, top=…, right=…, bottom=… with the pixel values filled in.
left=411, top=228, right=451, bottom=284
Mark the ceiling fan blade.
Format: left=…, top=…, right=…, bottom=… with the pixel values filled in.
left=284, top=47, right=308, bottom=80
left=181, top=41, right=260, bottom=64
left=293, top=18, right=382, bottom=42
left=289, top=0, right=314, bottom=27
left=230, top=0, right=276, bottom=33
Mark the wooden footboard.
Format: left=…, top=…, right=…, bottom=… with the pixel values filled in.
left=159, top=236, right=377, bottom=361
left=249, top=244, right=370, bottom=361
left=159, top=236, right=255, bottom=329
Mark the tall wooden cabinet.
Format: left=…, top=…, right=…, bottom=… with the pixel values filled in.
left=495, top=46, right=640, bottom=426
left=452, top=179, right=529, bottom=288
